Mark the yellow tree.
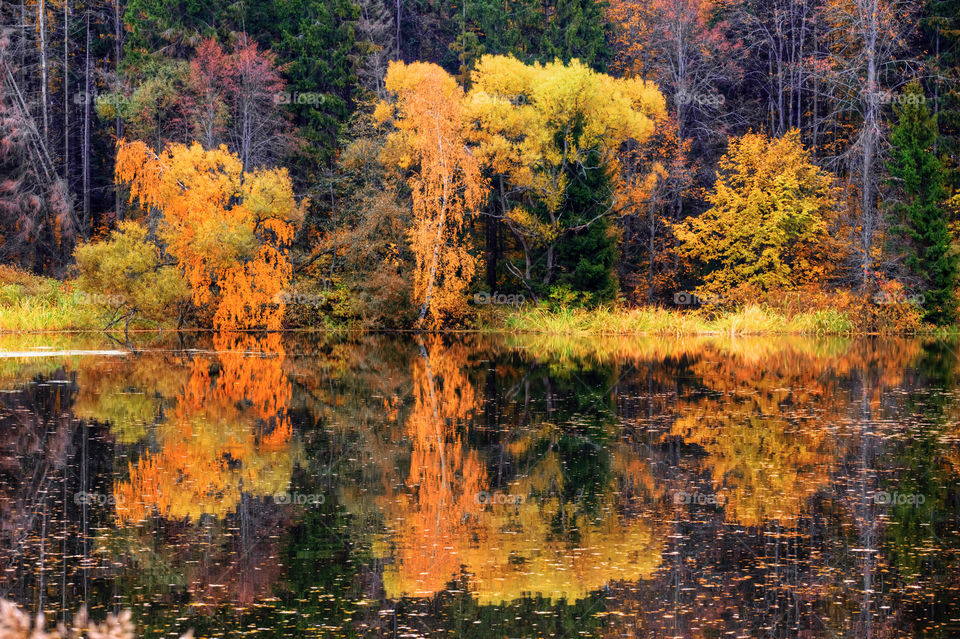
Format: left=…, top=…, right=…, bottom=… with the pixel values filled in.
left=465, top=55, right=666, bottom=291
left=114, top=140, right=306, bottom=330
left=673, top=130, right=844, bottom=296
left=376, top=62, right=487, bottom=328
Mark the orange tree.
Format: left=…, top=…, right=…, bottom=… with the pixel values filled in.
left=115, top=140, right=306, bottom=330
left=375, top=61, right=488, bottom=328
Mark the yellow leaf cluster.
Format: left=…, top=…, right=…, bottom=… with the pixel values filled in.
left=466, top=55, right=667, bottom=212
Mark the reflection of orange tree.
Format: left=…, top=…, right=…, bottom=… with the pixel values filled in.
left=114, top=332, right=298, bottom=523
left=377, top=338, right=664, bottom=603
left=380, top=336, right=486, bottom=597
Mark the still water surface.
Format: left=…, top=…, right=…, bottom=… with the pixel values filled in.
left=1, top=332, right=959, bottom=638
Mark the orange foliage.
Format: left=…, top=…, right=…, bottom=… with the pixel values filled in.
left=381, top=337, right=486, bottom=596
left=114, top=140, right=305, bottom=330
left=114, top=333, right=297, bottom=523
left=378, top=62, right=487, bottom=328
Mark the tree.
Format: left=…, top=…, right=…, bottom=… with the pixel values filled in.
left=811, top=0, right=919, bottom=285
left=262, top=0, right=361, bottom=167
left=377, top=60, right=487, bottom=328
left=73, top=219, right=189, bottom=330
left=466, top=54, right=666, bottom=300
left=451, top=0, right=612, bottom=78
left=114, top=140, right=306, bottom=330
left=605, top=0, right=740, bottom=146
left=0, top=58, right=74, bottom=270
left=922, top=0, right=960, bottom=190
left=543, top=0, right=613, bottom=70
left=674, top=131, right=842, bottom=294
left=886, top=82, right=958, bottom=324
left=101, top=37, right=294, bottom=169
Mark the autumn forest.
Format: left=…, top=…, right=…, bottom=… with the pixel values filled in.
left=1, top=0, right=959, bottom=332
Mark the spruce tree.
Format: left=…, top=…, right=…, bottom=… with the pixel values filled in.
left=263, top=0, right=361, bottom=168
left=887, top=81, right=959, bottom=324
left=451, top=0, right=612, bottom=77
left=543, top=0, right=612, bottom=70
left=923, top=0, right=960, bottom=190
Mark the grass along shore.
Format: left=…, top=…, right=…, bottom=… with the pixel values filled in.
left=1, top=265, right=942, bottom=336
left=481, top=302, right=935, bottom=336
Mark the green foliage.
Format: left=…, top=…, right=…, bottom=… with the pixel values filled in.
left=887, top=81, right=959, bottom=325
left=543, top=0, right=612, bottom=69
left=922, top=0, right=960, bottom=189
left=451, top=0, right=612, bottom=77
left=550, top=151, right=618, bottom=305
left=259, top=0, right=361, bottom=167
left=309, top=116, right=416, bottom=327
left=97, top=60, right=192, bottom=148
left=73, top=220, right=189, bottom=326
left=122, top=0, right=227, bottom=65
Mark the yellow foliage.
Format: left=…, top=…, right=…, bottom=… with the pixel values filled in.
left=674, top=131, right=844, bottom=296
left=466, top=55, right=666, bottom=207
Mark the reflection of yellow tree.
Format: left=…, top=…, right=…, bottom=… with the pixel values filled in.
left=460, top=449, right=664, bottom=605
left=377, top=338, right=664, bottom=603
left=670, top=340, right=921, bottom=527
left=114, top=332, right=298, bottom=523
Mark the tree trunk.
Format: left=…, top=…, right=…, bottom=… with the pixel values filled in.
left=62, top=0, right=69, bottom=182
left=82, top=11, right=91, bottom=236
left=39, top=0, right=49, bottom=141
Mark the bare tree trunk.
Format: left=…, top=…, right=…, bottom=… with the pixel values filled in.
left=114, top=0, right=124, bottom=218
left=38, top=0, right=49, bottom=141
left=859, top=0, right=879, bottom=286
left=62, top=0, right=69, bottom=182
left=82, top=10, right=91, bottom=235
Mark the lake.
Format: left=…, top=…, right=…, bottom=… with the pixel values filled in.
left=1, top=332, right=959, bottom=638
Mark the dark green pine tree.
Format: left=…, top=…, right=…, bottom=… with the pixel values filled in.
left=122, top=0, right=233, bottom=65
left=542, top=0, right=612, bottom=70
left=451, top=0, right=612, bottom=78
left=451, top=0, right=546, bottom=78
left=258, top=0, right=361, bottom=169
left=922, top=0, right=960, bottom=190
left=887, top=81, right=959, bottom=325
left=552, top=148, right=619, bottom=305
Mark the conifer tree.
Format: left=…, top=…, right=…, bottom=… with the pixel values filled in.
left=887, top=81, right=958, bottom=324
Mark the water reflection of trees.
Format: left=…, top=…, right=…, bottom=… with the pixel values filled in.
left=2, top=334, right=960, bottom=637
left=112, top=332, right=299, bottom=523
